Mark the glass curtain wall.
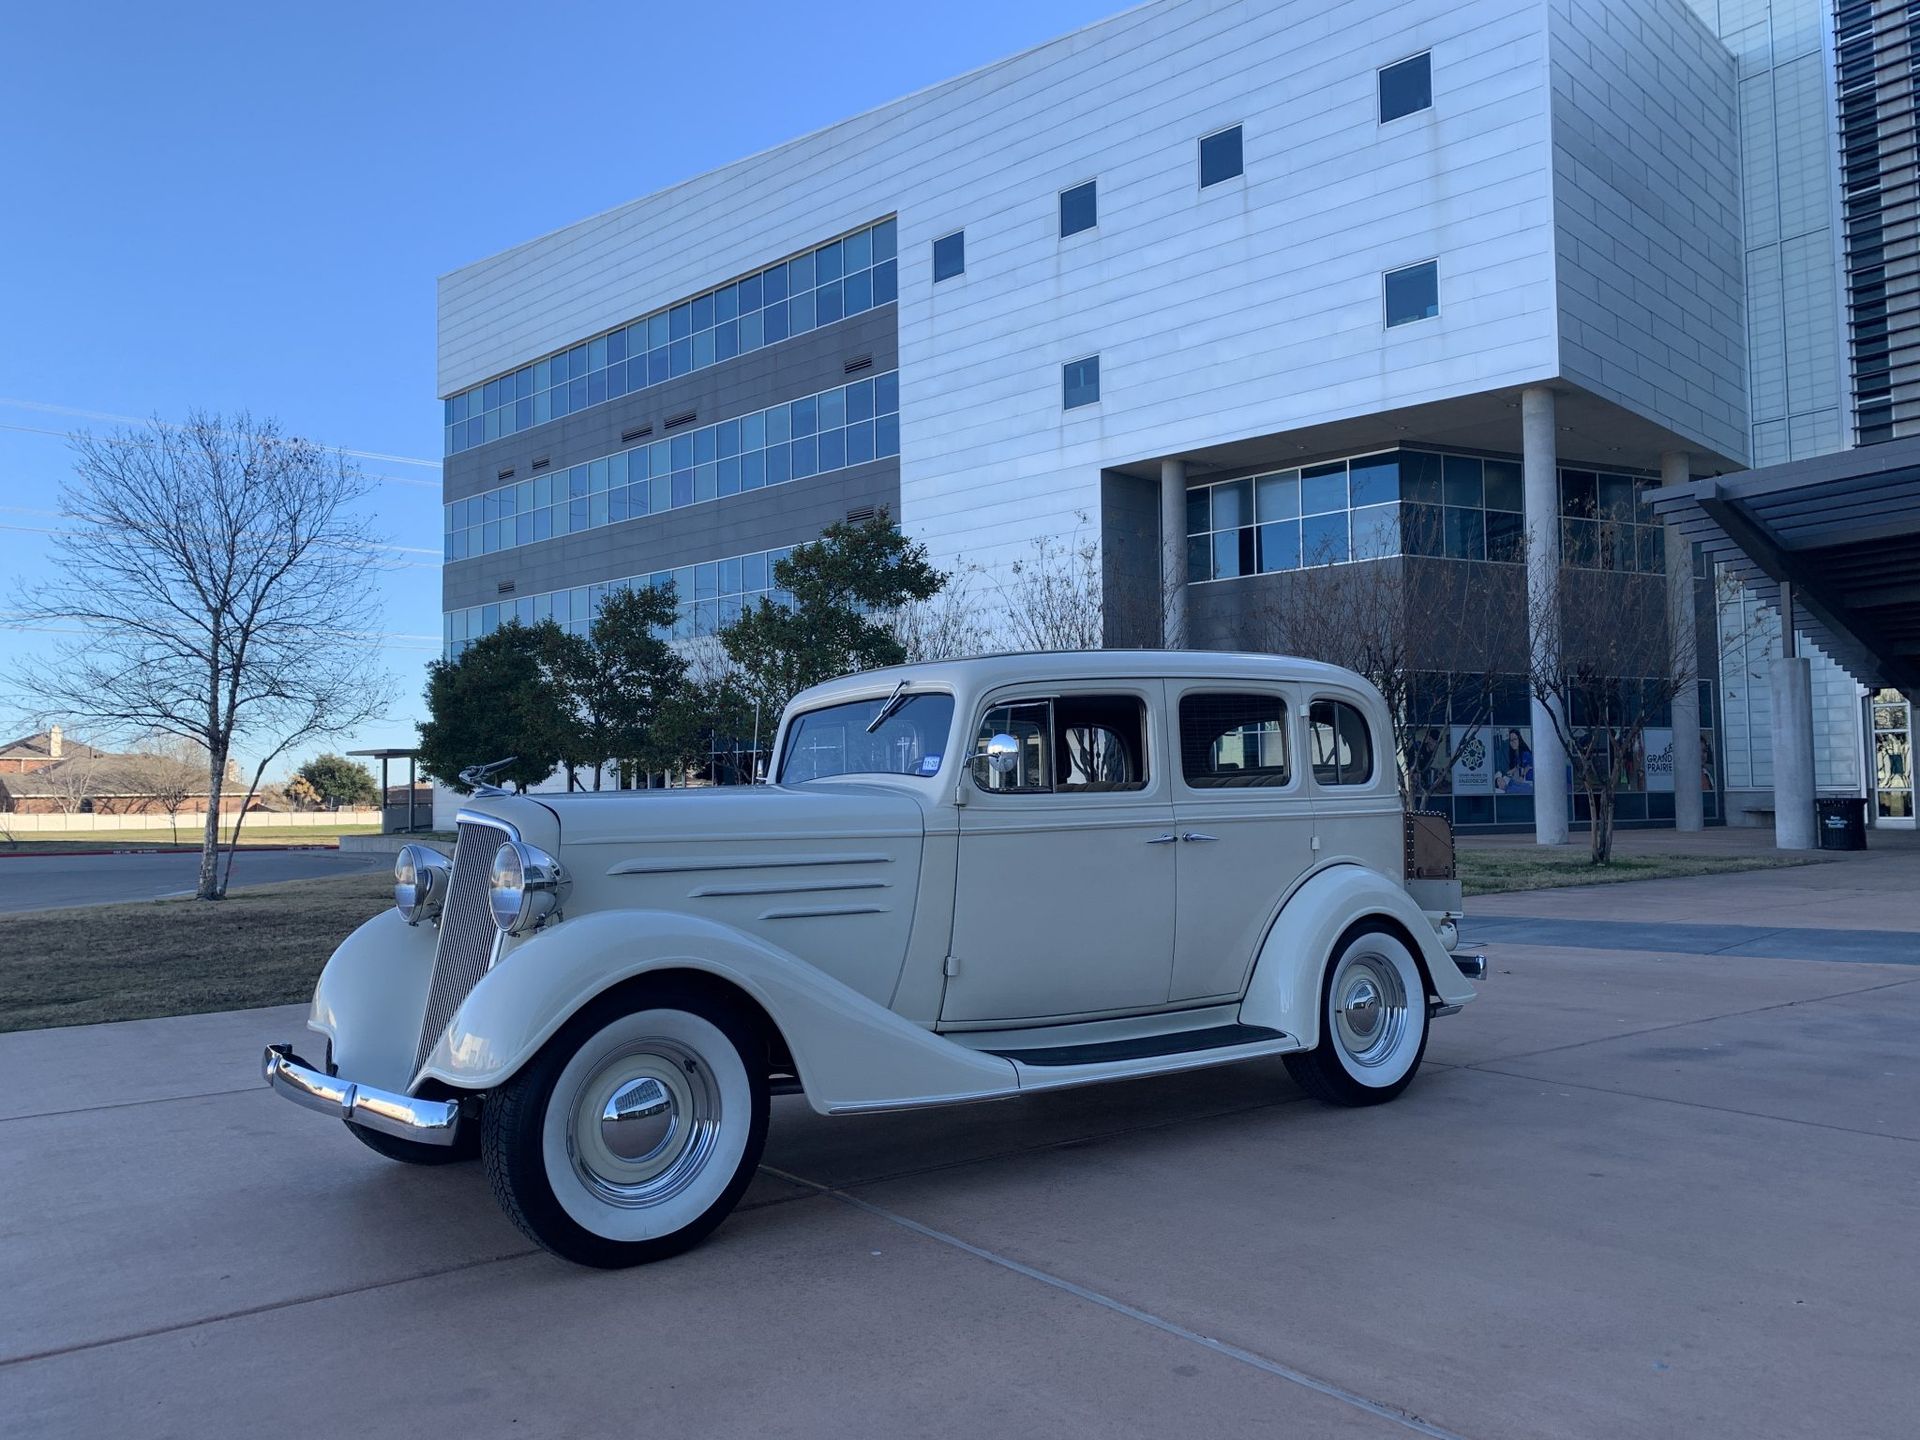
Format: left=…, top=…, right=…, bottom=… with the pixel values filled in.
left=1187, top=444, right=1712, bottom=831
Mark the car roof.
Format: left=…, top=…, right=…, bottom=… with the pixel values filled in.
left=788, top=650, right=1376, bottom=708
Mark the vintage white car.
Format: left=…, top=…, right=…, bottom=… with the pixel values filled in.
left=265, top=651, right=1482, bottom=1267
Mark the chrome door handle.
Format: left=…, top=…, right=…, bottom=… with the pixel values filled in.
left=1181, top=832, right=1219, bottom=843
left=1146, top=833, right=1178, bottom=845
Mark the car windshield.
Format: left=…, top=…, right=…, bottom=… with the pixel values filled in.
left=778, top=693, right=955, bottom=784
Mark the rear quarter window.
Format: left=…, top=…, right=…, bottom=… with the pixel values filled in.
left=1308, top=699, right=1374, bottom=786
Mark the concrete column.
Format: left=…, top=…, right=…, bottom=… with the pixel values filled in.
left=1661, top=451, right=1704, bottom=831
left=1522, top=386, right=1569, bottom=845
left=1160, top=458, right=1188, bottom=649
left=1770, top=583, right=1817, bottom=849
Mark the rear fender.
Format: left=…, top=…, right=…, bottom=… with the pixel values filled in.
left=415, top=909, right=1018, bottom=1115
left=1239, top=864, right=1477, bottom=1048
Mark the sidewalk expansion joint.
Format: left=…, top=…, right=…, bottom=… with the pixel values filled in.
left=1462, top=1064, right=1920, bottom=1145
left=764, top=1164, right=1476, bottom=1440
left=0, top=1249, right=540, bottom=1370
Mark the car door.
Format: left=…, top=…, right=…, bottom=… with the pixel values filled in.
left=942, top=681, right=1177, bottom=1023
left=1167, top=683, right=1316, bottom=1002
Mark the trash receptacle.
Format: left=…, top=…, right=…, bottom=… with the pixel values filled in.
left=1816, top=797, right=1869, bottom=851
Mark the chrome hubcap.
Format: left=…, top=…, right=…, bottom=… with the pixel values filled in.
left=600, top=1076, right=675, bottom=1164
left=568, top=1039, right=721, bottom=1207
left=1333, top=953, right=1408, bottom=1068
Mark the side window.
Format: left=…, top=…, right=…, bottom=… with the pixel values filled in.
left=975, top=702, right=1051, bottom=792
left=973, top=695, right=1149, bottom=794
left=1180, top=692, right=1290, bottom=788
left=1308, top=699, right=1374, bottom=786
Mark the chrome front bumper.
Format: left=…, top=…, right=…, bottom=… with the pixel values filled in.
left=262, top=1044, right=465, bottom=1146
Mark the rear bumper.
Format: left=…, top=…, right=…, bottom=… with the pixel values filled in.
left=262, top=1044, right=465, bottom=1147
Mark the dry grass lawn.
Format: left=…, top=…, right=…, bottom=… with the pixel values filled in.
left=0, top=825, right=381, bottom=854
left=1459, top=847, right=1817, bottom=897
left=0, top=871, right=393, bottom=1033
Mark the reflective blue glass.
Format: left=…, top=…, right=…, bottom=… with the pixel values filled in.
left=1301, top=463, right=1347, bottom=514
left=1200, top=126, right=1243, bottom=187
left=1384, top=261, right=1439, bottom=327
left=1379, top=53, right=1432, bottom=123
left=932, top=231, right=964, bottom=283
left=1063, top=355, right=1100, bottom=409
left=1059, top=181, right=1097, bottom=237
left=1302, top=512, right=1349, bottom=564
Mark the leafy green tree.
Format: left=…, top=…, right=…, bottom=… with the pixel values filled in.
left=293, top=753, right=380, bottom=808
left=719, top=512, right=945, bottom=717
left=651, top=670, right=760, bottom=785
left=550, top=582, right=690, bottom=788
left=417, top=620, right=571, bottom=793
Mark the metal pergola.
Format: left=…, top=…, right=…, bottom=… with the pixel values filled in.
left=348, top=748, right=429, bottom=833
left=1651, top=440, right=1920, bottom=702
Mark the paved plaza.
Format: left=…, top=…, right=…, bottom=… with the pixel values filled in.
left=1, top=846, right=1916, bottom=1439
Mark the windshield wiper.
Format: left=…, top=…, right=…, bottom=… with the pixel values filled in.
left=866, top=680, right=909, bottom=733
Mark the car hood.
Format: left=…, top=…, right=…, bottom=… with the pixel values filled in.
left=516, top=781, right=927, bottom=848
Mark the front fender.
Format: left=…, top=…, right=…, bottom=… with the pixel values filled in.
left=307, top=907, right=440, bottom=1093
left=1239, top=864, right=1477, bottom=1048
left=415, top=909, right=1019, bottom=1115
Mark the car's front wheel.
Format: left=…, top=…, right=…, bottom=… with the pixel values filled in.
left=1283, top=922, right=1429, bottom=1106
left=481, top=982, right=769, bottom=1268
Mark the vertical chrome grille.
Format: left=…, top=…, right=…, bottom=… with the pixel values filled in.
left=412, top=821, right=505, bottom=1078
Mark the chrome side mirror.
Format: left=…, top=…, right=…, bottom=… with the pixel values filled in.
left=971, top=732, right=1021, bottom=785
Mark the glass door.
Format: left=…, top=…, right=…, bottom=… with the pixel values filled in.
left=1871, top=690, right=1913, bottom=827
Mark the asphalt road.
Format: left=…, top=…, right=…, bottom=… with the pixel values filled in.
left=0, top=849, right=389, bottom=913
left=1, top=853, right=1916, bottom=1438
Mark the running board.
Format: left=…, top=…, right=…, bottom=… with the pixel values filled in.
left=986, top=1023, right=1288, bottom=1067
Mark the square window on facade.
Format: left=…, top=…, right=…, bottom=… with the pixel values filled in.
left=1063, top=355, right=1100, bottom=409
left=1384, top=260, right=1439, bottom=327
left=1200, top=125, right=1243, bottom=187
left=933, top=230, right=965, bottom=283
left=1379, top=52, right=1432, bottom=123
left=1060, top=181, right=1097, bottom=237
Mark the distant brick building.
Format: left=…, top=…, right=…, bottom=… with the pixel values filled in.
left=0, top=727, right=249, bottom=816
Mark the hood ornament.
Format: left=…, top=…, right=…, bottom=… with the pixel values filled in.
left=458, top=756, right=518, bottom=797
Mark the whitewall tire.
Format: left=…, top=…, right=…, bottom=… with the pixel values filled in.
left=482, top=983, right=769, bottom=1268
left=1283, top=923, right=1429, bottom=1106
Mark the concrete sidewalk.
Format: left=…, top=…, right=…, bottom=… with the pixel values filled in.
left=3, top=863, right=1917, bottom=1438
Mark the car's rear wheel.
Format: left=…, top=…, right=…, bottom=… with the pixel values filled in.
left=1284, top=922, right=1429, bottom=1106
left=344, top=1118, right=480, bottom=1165
left=482, top=983, right=768, bottom=1268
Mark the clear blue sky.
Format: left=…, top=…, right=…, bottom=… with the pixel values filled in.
left=0, top=0, right=1118, bottom=776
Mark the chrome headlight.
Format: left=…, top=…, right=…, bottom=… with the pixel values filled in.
left=393, top=844, right=451, bottom=925
left=488, top=840, right=570, bottom=935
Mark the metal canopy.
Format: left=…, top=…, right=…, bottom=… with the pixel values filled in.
left=1651, top=440, right=1920, bottom=700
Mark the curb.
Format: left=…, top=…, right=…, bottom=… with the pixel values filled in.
left=0, top=843, right=344, bottom=859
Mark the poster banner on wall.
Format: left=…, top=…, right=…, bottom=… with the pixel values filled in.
left=1644, top=728, right=1675, bottom=793
left=1450, top=726, right=1493, bottom=794
left=1491, top=727, right=1534, bottom=794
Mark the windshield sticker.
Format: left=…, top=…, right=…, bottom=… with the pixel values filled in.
left=919, top=754, right=943, bottom=775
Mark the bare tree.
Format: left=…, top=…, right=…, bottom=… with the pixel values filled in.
left=37, top=749, right=104, bottom=816
left=890, top=562, right=987, bottom=661
left=121, top=737, right=204, bottom=843
left=13, top=412, right=392, bottom=898
left=1248, top=548, right=1529, bottom=808
left=997, top=520, right=1106, bottom=652
left=1526, top=520, right=1697, bottom=864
